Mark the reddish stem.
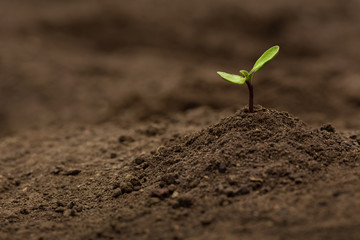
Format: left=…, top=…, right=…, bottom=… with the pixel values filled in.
left=245, top=81, right=254, bottom=113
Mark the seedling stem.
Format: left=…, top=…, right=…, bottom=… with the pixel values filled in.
left=217, top=45, right=279, bottom=113
left=245, top=81, right=254, bottom=113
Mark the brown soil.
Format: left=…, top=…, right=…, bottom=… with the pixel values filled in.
left=1, top=0, right=360, bottom=240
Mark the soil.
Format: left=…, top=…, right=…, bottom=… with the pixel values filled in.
left=1, top=0, right=360, bottom=240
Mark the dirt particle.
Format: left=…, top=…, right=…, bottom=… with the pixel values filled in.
left=168, top=184, right=177, bottom=192
left=171, top=191, right=179, bottom=198
left=294, top=179, right=303, bottom=184
left=113, top=182, right=120, bottom=189
left=134, top=156, right=146, bottom=165
left=172, top=145, right=183, bottom=153
left=218, top=163, right=227, bottom=173
left=110, top=153, right=117, bottom=159
left=142, top=125, right=164, bottom=137
left=55, top=207, right=65, bottom=213
left=146, top=197, right=161, bottom=206
left=251, top=182, right=263, bottom=190
left=188, top=179, right=200, bottom=188
left=56, top=201, right=66, bottom=207
left=307, top=161, right=322, bottom=172
left=50, top=166, right=63, bottom=175
left=332, top=191, right=342, bottom=197
left=200, top=215, right=213, bottom=226
left=320, top=124, right=336, bottom=133
left=113, top=189, right=122, bottom=198
left=349, top=135, right=357, bottom=140
left=224, top=187, right=238, bottom=197
left=120, top=182, right=134, bottom=194
left=64, top=209, right=76, bottom=217
left=63, top=169, right=81, bottom=176
left=141, top=162, right=150, bottom=169
left=150, top=188, right=170, bottom=199
left=129, top=177, right=141, bottom=187
left=175, top=194, right=193, bottom=208
left=67, top=201, right=76, bottom=209
left=226, top=175, right=238, bottom=185
left=75, top=205, right=83, bottom=212
left=118, top=135, right=135, bottom=143
left=238, top=186, right=250, bottom=195
left=161, top=174, right=177, bottom=185
left=20, top=209, right=30, bottom=215
left=6, top=214, right=19, bottom=223
left=249, top=177, right=264, bottom=183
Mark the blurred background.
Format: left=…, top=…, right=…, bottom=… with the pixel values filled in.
left=0, top=0, right=359, bottom=137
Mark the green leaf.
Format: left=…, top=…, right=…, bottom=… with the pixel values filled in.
left=239, top=70, right=249, bottom=78
left=250, top=45, right=279, bottom=73
left=217, top=71, right=246, bottom=85
left=240, top=70, right=249, bottom=79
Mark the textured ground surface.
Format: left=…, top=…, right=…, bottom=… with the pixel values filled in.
left=0, top=0, right=360, bottom=239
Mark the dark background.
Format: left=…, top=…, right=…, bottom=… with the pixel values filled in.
left=0, top=0, right=359, bottom=137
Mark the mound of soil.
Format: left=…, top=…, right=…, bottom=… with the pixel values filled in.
left=0, top=106, right=359, bottom=239
left=101, top=106, right=359, bottom=240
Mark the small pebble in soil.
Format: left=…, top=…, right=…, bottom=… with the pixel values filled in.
left=110, top=153, right=117, bottom=159
left=171, top=191, right=179, bottom=198
left=249, top=177, right=264, bottom=183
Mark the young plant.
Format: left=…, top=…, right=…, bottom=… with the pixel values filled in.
left=217, top=45, right=279, bottom=113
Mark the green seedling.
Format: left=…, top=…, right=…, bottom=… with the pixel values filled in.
left=217, top=45, right=279, bottom=113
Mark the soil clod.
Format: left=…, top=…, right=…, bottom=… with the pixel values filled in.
left=63, top=169, right=81, bottom=176
left=150, top=188, right=171, bottom=199
left=320, top=124, right=336, bottom=133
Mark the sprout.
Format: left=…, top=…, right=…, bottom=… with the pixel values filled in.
left=217, top=45, right=279, bottom=113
